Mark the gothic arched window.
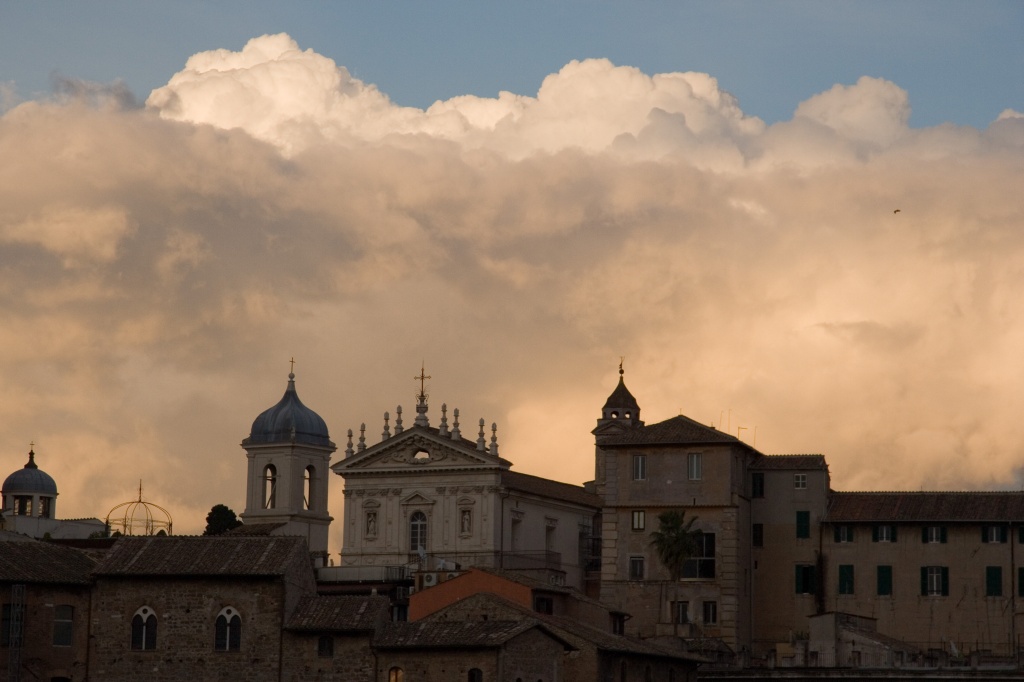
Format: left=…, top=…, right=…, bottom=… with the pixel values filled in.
left=409, top=511, right=428, bottom=552
left=130, top=606, right=157, bottom=650
left=214, top=606, right=241, bottom=651
left=262, top=465, right=277, bottom=509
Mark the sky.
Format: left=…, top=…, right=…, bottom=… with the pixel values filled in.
left=0, top=3, right=1022, bottom=545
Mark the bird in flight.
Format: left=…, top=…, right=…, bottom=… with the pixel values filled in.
left=893, top=209, right=901, bottom=213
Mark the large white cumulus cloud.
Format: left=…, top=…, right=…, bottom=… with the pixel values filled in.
left=2, top=34, right=1023, bottom=543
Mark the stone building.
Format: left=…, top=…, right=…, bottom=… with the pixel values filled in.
left=329, top=384, right=601, bottom=591
left=0, top=534, right=96, bottom=681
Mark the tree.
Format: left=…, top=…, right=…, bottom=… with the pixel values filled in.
left=204, top=504, right=242, bottom=536
left=649, top=510, right=700, bottom=581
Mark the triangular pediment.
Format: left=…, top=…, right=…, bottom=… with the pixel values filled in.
left=332, top=427, right=505, bottom=475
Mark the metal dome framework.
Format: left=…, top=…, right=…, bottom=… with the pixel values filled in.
left=105, top=481, right=173, bottom=536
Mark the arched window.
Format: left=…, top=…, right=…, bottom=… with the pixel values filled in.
left=304, top=466, right=315, bottom=510
left=214, top=606, right=241, bottom=651
left=388, top=667, right=404, bottom=682
left=130, top=606, right=157, bottom=650
left=409, top=511, right=428, bottom=552
left=468, top=669, right=484, bottom=682
left=262, top=465, right=277, bottom=509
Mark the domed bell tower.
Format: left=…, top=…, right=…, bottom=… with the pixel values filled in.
left=241, top=370, right=335, bottom=556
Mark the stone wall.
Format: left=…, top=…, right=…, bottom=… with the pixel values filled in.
left=0, top=584, right=90, bottom=682
left=280, top=632, right=375, bottom=682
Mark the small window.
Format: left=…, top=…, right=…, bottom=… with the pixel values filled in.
left=468, top=669, right=484, bottom=682
left=751, top=472, right=764, bottom=498
left=796, top=511, right=811, bottom=539
left=214, top=606, right=241, bottom=652
left=986, top=566, right=1003, bottom=597
left=672, top=600, right=689, bottom=624
left=877, top=565, right=893, bottom=596
left=921, top=566, right=949, bottom=596
left=611, top=613, right=626, bottom=635
left=1018, top=567, right=1024, bottom=598
left=834, top=525, right=854, bottom=543
left=632, top=455, right=647, bottom=481
left=53, top=605, right=73, bottom=646
left=389, top=667, right=404, bottom=682
left=131, top=606, right=157, bottom=651
left=873, top=525, right=896, bottom=542
left=795, top=564, right=816, bottom=595
left=534, top=596, right=554, bottom=615
left=923, top=526, right=947, bottom=543
left=318, top=634, right=333, bottom=657
left=794, top=473, right=807, bottom=489
left=303, top=466, right=316, bottom=510
left=687, top=453, right=702, bottom=480
left=752, top=523, right=764, bottom=548
left=983, top=525, right=1007, bottom=544
left=702, top=601, right=717, bottom=625
left=631, top=510, right=645, bottom=531
left=838, top=565, right=854, bottom=594
left=629, top=556, right=645, bottom=581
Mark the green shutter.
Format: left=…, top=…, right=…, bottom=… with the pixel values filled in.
left=1018, top=567, right=1024, bottom=597
left=986, top=566, right=1002, bottom=596
left=982, top=525, right=989, bottom=542
left=834, top=526, right=841, bottom=543
left=839, top=565, right=854, bottom=594
left=940, top=527, right=947, bottom=543
left=920, top=567, right=928, bottom=595
left=849, top=526, right=855, bottom=542
left=1000, top=526, right=1008, bottom=543
left=922, top=527, right=928, bottom=543
left=877, top=565, right=892, bottom=596
left=892, top=525, right=897, bottom=542
left=872, top=526, right=879, bottom=542
left=941, top=567, right=950, bottom=596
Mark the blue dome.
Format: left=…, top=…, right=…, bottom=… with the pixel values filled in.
left=245, top=373, right=332, bottom=447
left=2, top=450, right=57, bottom=496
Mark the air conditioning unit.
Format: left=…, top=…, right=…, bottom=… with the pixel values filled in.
left=445, top=572, right=460, bottom=581
left=422, top=572, right=438, bottom=587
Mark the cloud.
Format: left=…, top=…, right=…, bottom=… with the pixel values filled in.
left=2, top=34, right=1023, bottom=546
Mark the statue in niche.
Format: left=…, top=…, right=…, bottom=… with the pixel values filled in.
left=461, top=509, right=472, bottom=534
left=366, top=511, right=377, bottom=537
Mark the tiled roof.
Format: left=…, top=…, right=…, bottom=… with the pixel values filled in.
left=286, top=595, right=390, bottom=632
left=0, top=539, right=97, bottom=584
left=826, top=491, right=1024, bottom=522
left=224, top=522, right=287, bottom=536
left=501, top=470, right=601, bottom=510
left=373, top=620, right=539, bottom=648
left=92, top=536, right=308, bottom=577
left=597, top=415, right=749, bottom=448
left=750, top=455, right=827, bottom=471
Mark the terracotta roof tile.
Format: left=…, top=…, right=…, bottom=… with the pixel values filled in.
left=826, top=491, right=1024, bottom=522
left=750, top=455, right=827, bottom=471
left=287, top=595, right=390, bottom=632
left=92, top=536, right=309, bottom=577
left=373, top=620, right=537, bottom=648
left=598, top=415, right=751, bottom=449
left=0, top=539, right=97, bottom=584
left=501, top=471, right=601, bottom=510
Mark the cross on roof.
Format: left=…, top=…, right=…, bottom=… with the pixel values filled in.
left=415, top=363, right=431, bottom=399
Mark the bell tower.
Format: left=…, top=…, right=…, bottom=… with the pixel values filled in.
left=241, top=368, right=335, bottom=555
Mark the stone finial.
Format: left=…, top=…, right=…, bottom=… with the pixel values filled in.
left=395, top=405, right=404, bottom=434
left=438, top=403, right=449, bottom=436
left=382, top=411, right=391, bottom=439
left=358, top=423, right=367, bottom=452
left=477, top=418, right=487, bottom=451
left=490, top=422, right=499, bottom=457
left=451, top=408, right=461, bottom=440
left=345, top=429, right=354, bottom=457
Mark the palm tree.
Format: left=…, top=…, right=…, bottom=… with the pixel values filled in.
left=649, top=510, right=700, bottom=581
